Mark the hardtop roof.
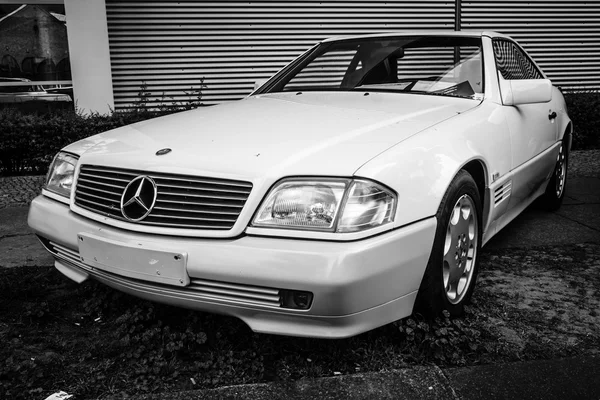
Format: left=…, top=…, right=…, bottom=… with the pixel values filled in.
left=321, top=30, right=510, bottom=43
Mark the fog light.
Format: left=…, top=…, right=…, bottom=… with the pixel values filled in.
left=281, top=290, right=313, bottom=310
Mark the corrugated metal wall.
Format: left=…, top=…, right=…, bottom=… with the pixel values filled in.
left=461, top=0, right=600, bottom=91
left=105, top=0, right=455, bottom=109
left=106, top=0, right=600, bottom=110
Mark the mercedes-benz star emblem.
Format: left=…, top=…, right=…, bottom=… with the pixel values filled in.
left=156, top=148, right=172, bottom=156
left=120, top=176, right=158, bottom=221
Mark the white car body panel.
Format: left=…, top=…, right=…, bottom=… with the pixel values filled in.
left=355, top=100, right=512, bottom=240
left=28, top=31, right=572, bottom=338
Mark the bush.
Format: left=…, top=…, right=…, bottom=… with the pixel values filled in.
left=0, top=108, right=164, bottom=175
left=563, top=91, right=600, bottom=150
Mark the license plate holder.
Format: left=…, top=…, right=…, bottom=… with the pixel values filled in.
left=77, top=232, right=189, bottom=287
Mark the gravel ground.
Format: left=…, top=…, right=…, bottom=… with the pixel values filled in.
left=0, top=149, right=598, bottom=209
left=569, top=149, right=600, bottom=178
left=0, top=175, right=45, bottom=209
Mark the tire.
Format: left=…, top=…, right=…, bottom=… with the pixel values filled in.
left=539, top=137, right=569, bottom=211
left=414, top=170, right=483, bottom=318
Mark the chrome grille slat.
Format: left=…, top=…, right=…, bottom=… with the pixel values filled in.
left=77, top=196, right=120, bottom=212
left=79, top=184, right=123, bottom=201
left=150, top=213, right=237, bottom=222
left=152, top=176, right=253, bottom=189
left=156, top=182, right=252, bottom=194
left=189, top=278, right=282, bottom=307
left=156, top=199, right=244, bottom=208
left=139, top=220, right=234, bottom=229
left=191, top=279, right=280, bottom=295
left=78, top=172, right=132, bottom=183
left=153, top=205, right=240, bottom=215
left=190, top=285, right=280, bottom=303
left=158, top=191, right=248, bottom=201
left=77, top=191, right=119, bottom=205
left=81, top=166, right=139, bottom=177
left=75, top=165, right=252, bottom=230
left=49, top=241, right=80, bottom=262
left=77, top=177, right=128, bottom=191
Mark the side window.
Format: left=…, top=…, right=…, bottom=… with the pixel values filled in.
left=492, top=39, right=543, bottom=80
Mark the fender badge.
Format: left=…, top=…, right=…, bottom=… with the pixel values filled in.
left=156, top=148, right=172, bottom=156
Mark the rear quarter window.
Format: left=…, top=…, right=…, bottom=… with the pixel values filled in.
left=492, top=39, right=543, bottom=80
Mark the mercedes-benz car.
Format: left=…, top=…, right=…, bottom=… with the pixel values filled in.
left=28, top=31, right=572, bottom=338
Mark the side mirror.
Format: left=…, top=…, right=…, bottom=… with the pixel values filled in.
left=499, top=78, right=552, bottom=106
left=253, top=79, right=267, bottom=92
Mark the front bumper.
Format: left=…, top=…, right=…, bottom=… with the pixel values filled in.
left=28, top=195, right=436, bottom=338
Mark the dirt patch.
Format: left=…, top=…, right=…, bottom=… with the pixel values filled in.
left=478, top=243, right=600, bottom=357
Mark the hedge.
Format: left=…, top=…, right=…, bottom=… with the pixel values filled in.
left=1, top=92, right=598, bottom=176
left=563, top=91, right=600, bottom=149
left=0, top=108, right=170, bottom=175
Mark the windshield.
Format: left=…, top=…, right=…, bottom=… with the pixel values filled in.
left=264, top=36, right=483, bottom=100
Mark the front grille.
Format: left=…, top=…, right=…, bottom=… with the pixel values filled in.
left=48, top=240, right=81, bottom=265
left=189, top=279, right=282, bottom=307
left=74, top=165, right=252, bottom=230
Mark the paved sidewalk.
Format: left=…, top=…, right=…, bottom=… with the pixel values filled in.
left=129, top=355, right=600, bottom=400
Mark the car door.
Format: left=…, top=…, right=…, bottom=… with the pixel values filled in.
left=493, top=39, right=558, bottom=215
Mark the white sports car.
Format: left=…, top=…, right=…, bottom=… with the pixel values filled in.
left=29, top=31, right=572, bottom=338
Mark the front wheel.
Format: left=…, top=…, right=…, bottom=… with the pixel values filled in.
left=414, top=170, right=482, bottom=317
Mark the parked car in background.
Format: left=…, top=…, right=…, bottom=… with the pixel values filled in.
left=0, top=77, right=71, bottom=103
left=28, top=31, right=571, bottom=338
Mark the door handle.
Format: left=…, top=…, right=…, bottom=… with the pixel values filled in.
left=548, top=111, right=557, bottom=120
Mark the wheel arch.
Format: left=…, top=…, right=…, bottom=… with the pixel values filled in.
left=563, top=121, right=573, bottom=151
left=459, top=158, right=488, bottom=224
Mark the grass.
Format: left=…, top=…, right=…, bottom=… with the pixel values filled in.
left=1, top=243, right=599, bottom=399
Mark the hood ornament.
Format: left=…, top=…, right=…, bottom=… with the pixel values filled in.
left=156, top=148, right=172, bottom=156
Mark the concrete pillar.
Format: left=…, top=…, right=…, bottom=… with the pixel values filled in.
left=64, top=0, right=114, bottom=114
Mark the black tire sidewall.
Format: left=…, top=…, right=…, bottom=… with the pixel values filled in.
left=541, top=137, right=569, bottom=210
left=415, top=170, right=483, bottom=317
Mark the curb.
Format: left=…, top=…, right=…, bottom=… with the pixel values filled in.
left=129, top=355, right=600, bottom=400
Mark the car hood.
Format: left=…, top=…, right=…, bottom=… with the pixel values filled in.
left=68, top=92, right=478, bottom=182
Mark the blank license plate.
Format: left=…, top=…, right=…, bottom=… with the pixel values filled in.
left=77, top=232, right=189, bottom=287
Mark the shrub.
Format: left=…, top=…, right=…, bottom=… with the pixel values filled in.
left=563, top=91, right=600, bottom=150
left=0, top=108, right=168, bottom=176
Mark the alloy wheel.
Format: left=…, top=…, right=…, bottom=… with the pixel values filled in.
left=442, top=194, right=478, bottom=304
left=555, top=144, right=566, bottom=198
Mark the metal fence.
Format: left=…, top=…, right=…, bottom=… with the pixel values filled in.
left=105, top=0, right=600, bottom=109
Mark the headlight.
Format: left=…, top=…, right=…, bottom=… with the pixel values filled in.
left=253, top=178, right=396, bottom=233
left=45, top=152, right=79, bottom=198
left=337, top=180, right=396, bottom=232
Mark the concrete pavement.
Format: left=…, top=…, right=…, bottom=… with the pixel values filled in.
left=127, top=355, right=600, bottom=400
left=486, top=175, right=600, bottom=249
